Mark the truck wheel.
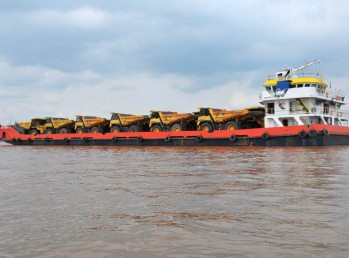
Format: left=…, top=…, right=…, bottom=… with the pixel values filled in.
left=59, top=128, right=68, bottom=134
left=151, top=124, right=162, bottom=132
left=171, top=123, right=185, bottom=132
left=91, top=127, right=101, bottom=133
left=110, top=125, right=122, bottom=133
left=128, top=125, right=142, bottom=132
left=76, top=127, right=85, bottom=134
left=29, top=129, right=39, bottom=136
left=199, top=123, right=213, bottom=133
left=224, top=121, right=240, bottom=130
left=44, top=128, right=54, bottom=134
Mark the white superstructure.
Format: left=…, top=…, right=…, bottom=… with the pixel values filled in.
left=260, top=60, right=348, bottom=128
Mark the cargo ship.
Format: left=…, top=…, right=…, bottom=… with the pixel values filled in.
left=1, top=60, right=349, bottom=146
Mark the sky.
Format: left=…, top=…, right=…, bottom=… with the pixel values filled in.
left=1, top=0, right=349, bottom=124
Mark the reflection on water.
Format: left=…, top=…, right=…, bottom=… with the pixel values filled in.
left=0, top=145, right=348, bottom=257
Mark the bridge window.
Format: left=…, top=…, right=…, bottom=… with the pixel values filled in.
left=317, top=85, right=325, bottom=93
left=297, top=84, right=303, bottom=88
left=305, top=84, right=310, bottom=87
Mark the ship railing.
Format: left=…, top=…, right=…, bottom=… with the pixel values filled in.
left=267, top=70, right=324, bottom=80
left=293, top=70, right=323, bottom=79
left=317, top=89, right=345, bottom=101
left=289, top=108, right=346, bottom=117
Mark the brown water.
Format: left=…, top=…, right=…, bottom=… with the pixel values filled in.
left=0, top=144, right=348, bottom=258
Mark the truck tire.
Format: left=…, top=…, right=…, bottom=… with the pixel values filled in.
left=128, top=125, right=142, bottom=132
left=44, top=128, right=54, bottom=134
left=110, top=125, right=122, bottom=133
left=76, top=127, right=85, bottom=134
left=224, top=121, right=240, bottom=130
left=29, top=129, right=39, bottom=136
left=199, top=122, right=213, bottom=133
left=151, top=124, right=162, bottom=132
left=91, top=127, right=101, bottom=133
left=59, top=128, right=68, bottom=134
left=171, top=123, right=185, bottom=132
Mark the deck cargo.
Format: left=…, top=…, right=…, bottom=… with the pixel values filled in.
left=109, top=113, right=150, bottom=132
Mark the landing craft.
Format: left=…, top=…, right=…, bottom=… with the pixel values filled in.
left=1, top=60, right=349, bottom=146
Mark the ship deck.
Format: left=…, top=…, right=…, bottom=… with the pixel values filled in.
left=1, top=124, right=349, bottom=146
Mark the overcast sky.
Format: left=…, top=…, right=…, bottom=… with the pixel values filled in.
left=1, top=0, right=349, bottom=124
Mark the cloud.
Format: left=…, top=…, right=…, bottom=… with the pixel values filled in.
left=26, top=7, right=110, bottom=28
left=1, top=1, right=349, bottom=125
left=0, top=61, right=261, bottom=124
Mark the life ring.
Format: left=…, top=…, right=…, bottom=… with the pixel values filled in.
left=229, top=134, right=237, bottom=142
left=325, top=92, right=329, bottom=98
left=323, top=129, right=329, bottom=136
left=298, top=130, right=307, bottom=138
left=336, top=95, right=340, bottom=100
left=308, top=129, right=317, bottom=137
left=196, top=135, right=203, bottom=142
left=261, top=132, right=270, bottom=140
left=165, top=136, right=171, bottom=142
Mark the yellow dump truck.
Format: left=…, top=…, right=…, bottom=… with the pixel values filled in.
left=15, top=118, right=46, bottom=135
left=75, top=116, right=110, bottom=134
left=149, top=111, right=197, bottom=132
left=195, top=107, right=265, bottom=132
left=109, top=113, right=150, bottom=132
left=15, top=117, right=75, bottom=135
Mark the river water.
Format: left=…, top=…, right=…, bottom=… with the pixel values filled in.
left=0, top=143, right=348, bottom=258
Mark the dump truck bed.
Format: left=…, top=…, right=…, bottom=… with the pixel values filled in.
left=46, top=117, right=75, bottom=129
left=152, top=111, right=196, bottom=125
left=112, top=113, right=149, bottom=127
left=198, top=107, right=264, bottom=124
left=78, top=116, right=110, bottom=128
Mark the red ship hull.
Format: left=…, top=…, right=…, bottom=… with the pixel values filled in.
left=1, top=124, right=349, bottom=146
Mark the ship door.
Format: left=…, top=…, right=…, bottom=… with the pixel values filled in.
left=324, top=103, right=329, bottom=114
left=267, top=103, right=275, bottom=114
left=282, top=119, right=288, bottom=126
